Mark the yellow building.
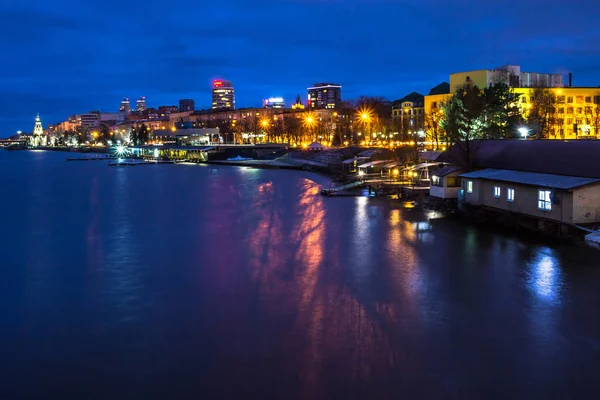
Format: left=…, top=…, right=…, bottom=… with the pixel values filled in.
left=515, top=87, right=600, bottom=139
left=424, top=85, right=600, bottom=140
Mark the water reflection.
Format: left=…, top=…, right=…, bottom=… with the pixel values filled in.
left=350, top=197, right=371, bottom=277
left=527, top=249, right=563, bottom=303
left=102, top=169, right=145, bottom=323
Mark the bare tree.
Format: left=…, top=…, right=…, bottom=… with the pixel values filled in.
left=526, top=87, right=557, bottom=139
left=590, top=92, right=600, bottom=138
left=424, top=107, right=443, bottom=151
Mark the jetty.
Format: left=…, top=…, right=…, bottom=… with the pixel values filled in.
left=108, top=159, right=179, bottom=166
left=67, top=155, right=116, bottom=161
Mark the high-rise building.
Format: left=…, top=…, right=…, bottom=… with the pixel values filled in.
left=119, top=97, right=131, bottom=113
left=212, top=80, right=235, bottom=110
left=81, top=111, right=101, bottom=130
left=307, top=83, right=342, bottom=109
left=262, top=97, right=285, bottom=109
left=136, top=96, right=147, bottom=112
left=179, top=99, right=195, bottom=112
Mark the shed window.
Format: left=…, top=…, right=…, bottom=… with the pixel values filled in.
left=467, top=181, right=473, bottom=193
left=507, top=188, right=515, bottom=202
left=447, top=177, right=461, bottom=188
left=494, top=186, right=501, bottom=198
left=538, top=190, right=552, bottom=211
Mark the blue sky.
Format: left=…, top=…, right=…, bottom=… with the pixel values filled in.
left=1, top=0, right=599, bottom=137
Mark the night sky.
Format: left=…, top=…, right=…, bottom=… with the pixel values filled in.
left=1, top=0, right=599, bottom=137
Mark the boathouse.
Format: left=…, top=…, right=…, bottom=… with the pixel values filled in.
left=460, top=169, right=600, bottom=224
left=430, top=166, right=465, bottom=199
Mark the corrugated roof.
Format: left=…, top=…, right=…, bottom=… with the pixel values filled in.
left=358, top=160, right=394, bottom=168
left=432, top=166, right=464, bottom=177
left=405, top=162, right=442, bottom=170
left=342, top=157, right=370, bottom=164
left=459, top=168, right=600, bottom=190
left=437, top=140, right=600, bottom=179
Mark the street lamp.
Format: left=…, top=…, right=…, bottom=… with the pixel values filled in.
left=518, top=127, right=529, bottom=139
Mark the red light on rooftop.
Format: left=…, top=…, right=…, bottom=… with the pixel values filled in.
left=213, top=80, right=223, bottom=87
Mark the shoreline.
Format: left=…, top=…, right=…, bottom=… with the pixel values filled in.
left=8, top=147, right=598, bottom=249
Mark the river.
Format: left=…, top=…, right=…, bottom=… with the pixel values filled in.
left=1, top=150, right=599, bottom=399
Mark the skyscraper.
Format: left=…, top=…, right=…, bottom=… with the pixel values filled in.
left=212, top=80, right=235, bottom=110
left=179, top=99, right=195, bottom=112
left=136, top=96, right=147, bottom=112
left=307, top=83, right=342, bottom=109
left=119, top=97, right=131, bottom=113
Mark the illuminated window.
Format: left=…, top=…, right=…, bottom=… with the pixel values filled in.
left=558, top=107, right=564, bottom=114
left=557, top=96, right=565, bottom=103
left=576, top=107, right=583, bottom=114
left=567, top=107, right=573, bottom=114
left=467, top=181, right=473, bottom=193
left=507, top=188, right=515, bottom=202
left=538, top=190, right=552, bottom=211
left=576, top=96, right=584, bottom=104
left=494, top=186, right=501, bottom=198
left=585, top=96, right=592, bottom=103
left=567, top=96, right=573, bottom=103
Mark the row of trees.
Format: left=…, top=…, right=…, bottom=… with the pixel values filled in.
left=44, top=123, right=150, bottom=147
left=439, top=84, right=600, bottom=144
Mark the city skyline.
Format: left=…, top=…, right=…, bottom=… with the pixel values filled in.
left=1, top=0, right=600, bottom=136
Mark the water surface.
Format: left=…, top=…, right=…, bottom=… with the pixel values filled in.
left=1, top=150, right=599, bottom=399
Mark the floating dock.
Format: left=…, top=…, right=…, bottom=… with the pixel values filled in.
left=67, top=156, right=115, bottom=161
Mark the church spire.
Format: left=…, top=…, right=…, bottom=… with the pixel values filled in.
left=33, top=113, right=44, bottom=136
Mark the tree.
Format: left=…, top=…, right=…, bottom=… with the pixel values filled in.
left=130, top=125, right=139, bottom=145
left=526, top=87, right=557, bottom=139
left=99, top=124, right=110, bottom=145
left=483, top=83, right=523, bottom=139
left=285, top=115, right=302, bottom=146
left=138, top=124, right=149, bottom=145
left=440, top=84, right=488, bottom=167
left=424, top=107, right=444, bottom=150
left=588, top=92, right=600, bottom=138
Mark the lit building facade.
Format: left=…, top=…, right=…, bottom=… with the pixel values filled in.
left=263, top=97, right=286, bottom=109
left=212, top=80, right=235, bottom=110
left=424, top=84, right=600, bottom=140
left=450, top=65, right=564, bottom=92
left=179, top=99, right=195, bottom=112
left=81, top=111, right=101, bottom=130
left=136, top=96, right=147, bottom=112
left=307, top=83, right=341, bottom=109
left=120, top=97, right=131, bottom=113
left=392, top=92, right=425, bottom=138
left=515, top=87, right=600, bottom=139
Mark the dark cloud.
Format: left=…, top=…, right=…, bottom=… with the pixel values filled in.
left=1, top=0, right=599, bottom=136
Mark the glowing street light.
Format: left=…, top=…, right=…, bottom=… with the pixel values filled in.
left=518, top=127, right=529, bottom=139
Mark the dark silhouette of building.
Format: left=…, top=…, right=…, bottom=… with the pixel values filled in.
left=179, top=99, right=195, bottom=112
left=307, top=83, right=342, bottom=109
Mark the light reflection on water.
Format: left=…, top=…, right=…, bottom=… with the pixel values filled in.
left=2, top=151, right=600, bottom=398
left=527, top=249, right=563, bottom=303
